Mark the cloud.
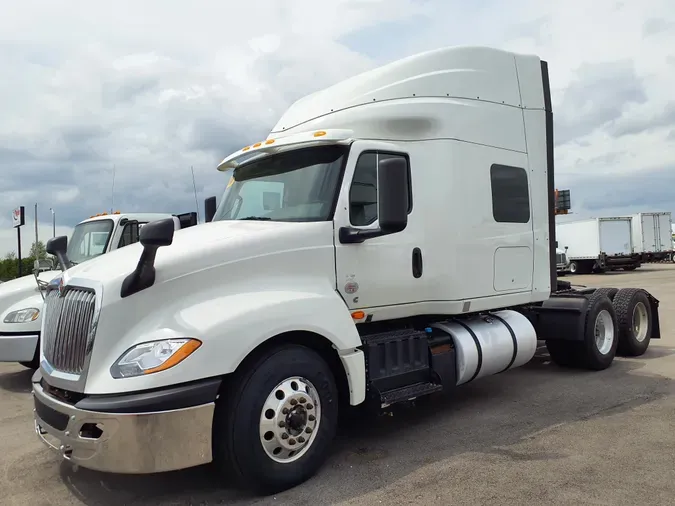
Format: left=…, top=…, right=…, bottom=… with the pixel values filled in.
left=0, top=0, right=674, bottom=257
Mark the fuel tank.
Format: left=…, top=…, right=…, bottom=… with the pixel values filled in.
left=430, top=310, right=537, bottom=385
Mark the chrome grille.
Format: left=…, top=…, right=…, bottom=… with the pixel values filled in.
left=43, top=287, right=97, bottom=374
left=556, top=252, right=566, bottom=265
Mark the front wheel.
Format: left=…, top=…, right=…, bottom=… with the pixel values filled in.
left=212, top=344, right=339, bottom=494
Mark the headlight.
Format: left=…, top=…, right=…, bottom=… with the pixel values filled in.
left=3, top=308, right=40, bottom=324
left=110, top=338, right=202, bottom=378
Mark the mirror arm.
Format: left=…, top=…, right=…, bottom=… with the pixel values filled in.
left=120, top=245, right=159, bottom=298
left=338, top=226, right=388, bottom=244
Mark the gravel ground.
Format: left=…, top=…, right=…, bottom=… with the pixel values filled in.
left=2, top=264, right=675, bottom=505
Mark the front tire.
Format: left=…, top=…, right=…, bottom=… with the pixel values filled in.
left=213, top=344, right=339, bottom=494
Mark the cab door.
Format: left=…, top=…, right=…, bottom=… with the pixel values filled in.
left=333, top=140, right=420, bottom=310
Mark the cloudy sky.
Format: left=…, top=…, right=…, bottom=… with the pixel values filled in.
left=1, top=0, right=674, bottom=256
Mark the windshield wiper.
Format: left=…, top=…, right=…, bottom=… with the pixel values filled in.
left=238, top=216, right=271, bottom=221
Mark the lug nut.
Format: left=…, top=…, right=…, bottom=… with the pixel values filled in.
left=281, top=433, right=289, bottom=440
left=306, top=403, right=313, bottom=409
left=305, top=426, right=313, bottom=433
left=299, top=397, right=307, bottom=403
left=278, top=421, right=286, bottom=428
left=297, top=436, right=305, bottom=443
left=282, top=408, right=289, bottom=415
left=289, top=439, right=296, bottom=445
left=290, top=399, right=298, bottom=406
left=309, top=415, right=316, bottom=421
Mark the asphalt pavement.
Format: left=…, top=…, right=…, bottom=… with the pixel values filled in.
left=2, top=264, right=675, bottom=505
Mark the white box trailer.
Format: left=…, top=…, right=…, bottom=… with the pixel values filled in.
left=631, top=212, right=673, bottom=262
left=556, top=217, right=641, bottom=274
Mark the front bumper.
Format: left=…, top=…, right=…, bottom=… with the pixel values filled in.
left=0, top=331, right=39, bottom=362
left=32, top=372, right=221, bottom=474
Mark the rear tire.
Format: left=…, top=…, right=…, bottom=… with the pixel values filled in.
left=593, top=287, right=619, bottom=301
left=546, top=292, right=618, bottom=370
left=613, top=288, right=652, bottom=357
left=212, top=344, right=339, bottom=494
left=577, top=292, right=618, bottom=370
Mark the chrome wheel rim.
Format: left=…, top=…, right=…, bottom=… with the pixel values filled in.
left=594, top=309, right=615, bottom=355
left=259, top=376, right=321, bottom=464
left=632, top=302, right=649, bottom=342
left=570, top=262, right=577, bottom=273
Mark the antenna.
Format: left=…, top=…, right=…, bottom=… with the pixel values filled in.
left=110, top=164, right=116, bottom=214
left=190, top=166, right=201, bottom=223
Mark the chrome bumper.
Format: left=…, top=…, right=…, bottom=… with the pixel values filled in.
left=33, top=379, right=216, bottom=473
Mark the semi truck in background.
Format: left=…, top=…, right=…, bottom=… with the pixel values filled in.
left=33, top=46, right=661, bottom=494
left=631, top=212, right=674, bottom=263
left=555, top=247, right=570, bottom=275
left=556, top=217, right=641, bottom=274
left=0, top=211, right=197, bottom=369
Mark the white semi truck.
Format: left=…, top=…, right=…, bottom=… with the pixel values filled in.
left=556, top=217, right=642, bottom=274
left=32, top=46, right=661, bottom=494
left=555, top=247, right=570, bottom=275
left=631, top=212, right=673, bottom=263
left=0, top=211, right=197, bottom=369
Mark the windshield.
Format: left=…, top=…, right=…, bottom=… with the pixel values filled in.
left=212, top=144, right=348, bottom=222
left=67, top=219, right=114, bottom=265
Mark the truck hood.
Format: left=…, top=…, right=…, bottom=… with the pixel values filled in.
left=0, top=270, right=61, bottom=312
left=64, top=220, right=333, bottom=290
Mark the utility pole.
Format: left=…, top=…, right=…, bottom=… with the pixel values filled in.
left=111, top=164, right=116, bottom=214
left=12, top=206, right=25, bottom=277
left=34, top=203, right=39, bottom=257
left=50, top=208, right=56, bottom=237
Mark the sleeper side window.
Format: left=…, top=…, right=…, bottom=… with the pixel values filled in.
left=349, top=151, right=412, bottom=226
left=490, top=164, right=530, bottom=223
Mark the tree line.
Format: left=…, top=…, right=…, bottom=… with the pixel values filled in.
left=0, top=240, right=55, bottom=282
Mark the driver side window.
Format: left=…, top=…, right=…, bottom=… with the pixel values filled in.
left=349, top=151, right=411, bottom=226
left=118, top=222, right=141, bottom=249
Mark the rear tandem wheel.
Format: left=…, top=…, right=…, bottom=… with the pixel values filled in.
left=613, top=288, right=653, bottom=357
left=546, top=291, right=619, bottom=371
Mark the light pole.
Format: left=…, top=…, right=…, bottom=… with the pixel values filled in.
left=50, top=208, right=55, bottom=238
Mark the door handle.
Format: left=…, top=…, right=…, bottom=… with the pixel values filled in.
left=412, top=247, right=423, bottom=278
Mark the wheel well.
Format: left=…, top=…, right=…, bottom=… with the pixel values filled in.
left=229, top=330, right=352, bottom=409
